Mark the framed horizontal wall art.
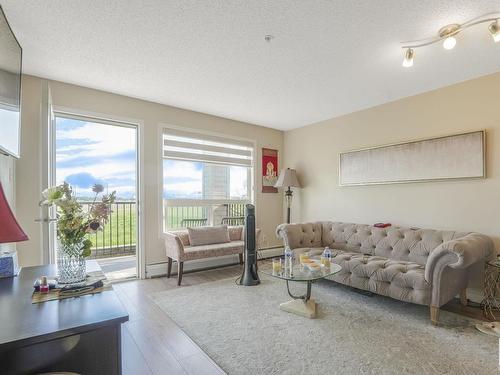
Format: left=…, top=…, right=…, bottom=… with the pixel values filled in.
left=339, top=130, right=485, bottom=186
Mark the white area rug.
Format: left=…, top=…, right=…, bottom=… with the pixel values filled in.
left=150, top=276, right=497, bottom=374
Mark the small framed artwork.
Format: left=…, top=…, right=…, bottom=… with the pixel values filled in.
left=262, top=148, right=278, bottom=193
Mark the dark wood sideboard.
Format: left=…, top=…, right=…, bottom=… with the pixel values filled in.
left=0, top=260, right=129, bottom=375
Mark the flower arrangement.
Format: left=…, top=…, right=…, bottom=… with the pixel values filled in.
left=40, top=182, right=116, bottom=258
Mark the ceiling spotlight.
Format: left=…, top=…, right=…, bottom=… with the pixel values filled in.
left=489, top=21, right=500, bottom=42
left=264, top=35, right=274, bottom=42
left=439, top=24, right=460, bottom=50
left=402, top=48, right=414, bottom=67
left=443, top=36, right=457, bottom=50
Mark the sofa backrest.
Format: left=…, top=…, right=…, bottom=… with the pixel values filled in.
left=320, top=222, right=469, bottom=266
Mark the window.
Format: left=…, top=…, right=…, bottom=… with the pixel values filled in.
left=161, top=127, right=254, bottom=231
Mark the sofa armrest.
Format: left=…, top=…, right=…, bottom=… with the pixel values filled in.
left=276, top=222, right=322, bottom=249
left=425, top=233, right=495, bottom=282
left=164, top=232, right=185, bottom=261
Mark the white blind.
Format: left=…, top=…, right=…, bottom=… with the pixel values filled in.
left=163, top=128, right=253, bottom=167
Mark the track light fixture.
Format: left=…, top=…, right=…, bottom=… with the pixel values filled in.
left=401, top=12, right=500, bottom=67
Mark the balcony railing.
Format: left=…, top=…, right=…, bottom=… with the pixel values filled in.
left=164, top=201, right=247, bottom=230
left=77, top=200, right=247, bottom=258
left=81, top=201, right=136, bottom=259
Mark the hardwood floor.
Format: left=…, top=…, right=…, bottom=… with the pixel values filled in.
left=115, top=264, right=243, bottom=375
left=115, top=261, right=488, bottom=375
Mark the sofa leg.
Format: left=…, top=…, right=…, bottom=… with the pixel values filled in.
left=177, top=262, right=183, bottom=286
left=167, top=257, right=172, bottom=278
left=460, top=289, right=467, bottom=306
left=430, top=306, right=440, bottom=326
left=239, top=253, right=243, bottom=265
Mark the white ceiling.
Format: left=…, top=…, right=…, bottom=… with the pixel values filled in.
left=2, top=1, right=500, bottom=130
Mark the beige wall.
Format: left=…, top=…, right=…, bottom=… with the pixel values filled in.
left=284, top=71, right=500, bottom=254
left=15, top=76, right=42, bottom=265
left=16, top=75, right=284, bottom=267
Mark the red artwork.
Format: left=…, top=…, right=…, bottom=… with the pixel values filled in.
left=262, top=148, right=278, bottom=193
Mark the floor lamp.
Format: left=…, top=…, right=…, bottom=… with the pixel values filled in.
left=274, top=168, right=301, bottom=224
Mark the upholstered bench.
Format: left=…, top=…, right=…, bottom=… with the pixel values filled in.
left=276, top=221, right=495, bottom=325
left=164, top=225, right=260, bottom=285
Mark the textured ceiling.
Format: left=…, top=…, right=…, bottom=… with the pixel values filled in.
left=2, top=1, right=500, bottom=130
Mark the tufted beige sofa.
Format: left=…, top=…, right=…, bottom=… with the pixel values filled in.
left=165, top=226, right=261, bottom=285
left=276, top=222, right=495, bottom=325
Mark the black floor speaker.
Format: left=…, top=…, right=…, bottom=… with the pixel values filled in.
left=238, top=204, right=260, bottom=286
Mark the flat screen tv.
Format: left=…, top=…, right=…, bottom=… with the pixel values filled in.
left=0, top=6, right=21, bottom=159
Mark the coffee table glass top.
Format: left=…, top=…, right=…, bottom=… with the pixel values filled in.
left=262, top=262, right=342, bottom=282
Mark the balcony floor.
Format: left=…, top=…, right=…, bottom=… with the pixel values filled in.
left=97, top=255, right=137, bottom=281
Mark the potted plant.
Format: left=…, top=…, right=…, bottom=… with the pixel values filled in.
left=40, top=182, right=116, bottom=284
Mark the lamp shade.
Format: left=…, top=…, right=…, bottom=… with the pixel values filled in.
left=274, top=168, right=301, bottom=188
left=0, top=182, right=28, bottom=244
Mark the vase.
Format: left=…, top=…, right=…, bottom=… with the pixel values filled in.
left=57, top=240, right=87, bottom=284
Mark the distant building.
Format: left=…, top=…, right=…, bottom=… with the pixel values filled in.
left=202, top=164, right=230, bottom=224
left=202, top=164, right=230, bottom=199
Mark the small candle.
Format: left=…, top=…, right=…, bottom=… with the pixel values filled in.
left=320, top=257, right=330, bottom=268
left=299, top=253, right=309, bottom=264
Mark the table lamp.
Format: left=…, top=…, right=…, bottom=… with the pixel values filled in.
left=0, top=182, right=28, bottom=277
left=274, top=168, right=301, bottom=224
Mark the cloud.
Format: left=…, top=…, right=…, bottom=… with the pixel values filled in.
left=57, top=150, right=135, bottom=169
left=65, top=172, right=103, bottom=189
left=56, top=118, right=136, bottom=162
left=55, top=117, right=137, bottom=198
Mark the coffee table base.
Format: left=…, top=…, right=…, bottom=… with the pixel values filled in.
left=280, top=298, right=317, bottom=318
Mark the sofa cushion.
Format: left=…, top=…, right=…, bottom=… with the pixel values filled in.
left=183, top=241, right=244, bottom=261
left=328, top=250, right=431, bottom=305
left=187, top=225, right=230, bottom=246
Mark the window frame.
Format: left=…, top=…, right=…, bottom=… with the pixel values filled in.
left=158, top=123, right=256, bottom=234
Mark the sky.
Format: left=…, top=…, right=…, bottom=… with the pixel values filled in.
left=163, top=159, right=249, bottom=199
left=55, top=117, right=249, bottom=201
left=56, top=117, right=136, bottom=199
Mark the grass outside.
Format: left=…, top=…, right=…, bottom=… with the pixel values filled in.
left=85, top=202, right=137, bottom=248
left=166, top=206, right=206, bottom=228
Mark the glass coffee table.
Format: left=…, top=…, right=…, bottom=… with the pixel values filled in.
left=262, top=262, right=342, bottom=318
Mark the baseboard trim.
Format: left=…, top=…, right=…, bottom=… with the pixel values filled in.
left=146, top=247, right=284, bottom=278
left=466, top=288, right=483, bottom=304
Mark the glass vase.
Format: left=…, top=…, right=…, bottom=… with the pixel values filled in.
left=57, top=240, right=87, bottom=284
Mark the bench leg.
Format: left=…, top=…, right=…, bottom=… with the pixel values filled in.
left=167, top=257, right=172, bottom=278
left=460, top=289, right=467, bottom=306
left=177, top=262, right=184, bottom=286
left=239, top=253, right=243, bottom=265
left=430, top=306, right=439, bottom=326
